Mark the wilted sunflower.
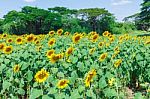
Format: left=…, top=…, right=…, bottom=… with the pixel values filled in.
left=99, top=53, right=108, bottom=62
left=66, top=47, right=74, bottom=56
left=85, top=69, right=96, bottom=87
left=89, top=48, right=96, bottom=55
left=7, top=38, right=13, bottom=43
left=91, top=34, right=99, bottom=42
left=72, top=34, right=82, bottom=44
left=16, top=37, right=23, bottom=44
left=57, top=79, right=69, bottom=89
left=49, top=30, right=55, bottom=36
left=3, top=46, right=13, bottom=54
left=26, top=34, right=34, bottom=42
left=50, top=54, right=60, bottom=63
left=108, top=77, right=115, bottom=86
left=34, top=69, right=49, bottom=83
left=48, top=38, right=56, bottom=47
left=57, top=29, right=63, bottom=36
left=114, top=59, right=122, bottom=68
left=46, top=49, right=55, bottom=58
left=13, top=65, right=20, bottom=73
left=0, top=43, right=6, bottom=50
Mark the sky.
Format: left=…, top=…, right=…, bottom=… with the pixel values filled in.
left=0, top=0, right=143, bottom=21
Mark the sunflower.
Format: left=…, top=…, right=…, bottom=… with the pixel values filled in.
left=7, top=38, right=13, bottom=43
left=114, top=59, right=122, bottom=68
left=35, top=40, right=40, bottom=45
left=33, top=37, right=38, bottom=42
left=64, top=32, right=70, bottom=36
left=48, top=38, right=56, bottom=47
left=89, top=31, right=97, bottom=36
left=84, top=69, right=96, bottom=87
left=0, top=43, right=6, bottom=50
left=66, top=47, right=74, bottom=56
left=102, top=31, right=109, bottom=37
left=49, top=30, right=55, bottom=36
left=13, top=65, right=20, bottom=73
left=98, top=42, right=104, bottom=48
left=106, top=43, right=110, bottom=47
left=57, top=79, right=69, bottom=89
left=99, top=53, right=108, bottom=62
left=81, top=32, right=86, bottom=37
left=108, top=78, right=115, bottom=86
left=114, top=46, right=120, bottom=54
left=50, top=54, right=60, bottom=63
left=2, top=34, right=7, bottom=38
left=26, top=34, right=34, bottom=42
left=46, top=49, right=55, bottom=58
left=36, top=46, right=42, bottom=52
left=91, top=34, right=99, bottom=42
left=57, top=53, right=64, bottom=59
left=3, top=46, right=13, bottom=54
left=114, top=46, right=119, bottom=51
left=34, top=69, right=49, bottom=83
left=72, top=34, right=82, bottom=44
left=89, top=48, right=96, bottom=55
left=16, top=37, right=23, bottom=44
left=57, top=29, right=63, bottom=36
left=145, top=40, right=150, bottom=45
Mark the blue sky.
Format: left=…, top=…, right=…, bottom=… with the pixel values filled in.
left=0, top=0, right=142, bottom=21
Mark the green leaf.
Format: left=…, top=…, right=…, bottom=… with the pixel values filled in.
left=42, top=95, right=51, bottom=99
left=77, top=62, right=84, bottom=72
left=57, top=72, right=64, bottom=78
left=104, top=88, right=117, bottom=97
left=72, top=56, right=78, bottom=64
left=78, top=85, right=85, bottom=93
left=2, top=80, right=11, bottom=91
left=17, top=88, right=25, bottom=95
left=29, top=88, right=43, bottom=99
left=99, top=77, right=107, bottom=89
left=26, top=71, right=33, bottom=82
left=70, top=89, right=81, bottom=99
left=0, top=64, right=6, bottom=72
left=51, top=68, right=58, bottom=74
left=21, top=62, right=29, bottom=70
left=134, top=92, right=144, bottom=99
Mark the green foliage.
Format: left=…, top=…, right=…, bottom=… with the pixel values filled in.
left=112, top=22, right=136, bottom=34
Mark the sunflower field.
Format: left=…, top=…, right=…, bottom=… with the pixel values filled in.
left=0, top=29, right=150, bottom=99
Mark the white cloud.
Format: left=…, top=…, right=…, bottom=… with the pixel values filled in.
left=111, top=0, right=132, bottom=6
left=24, top=0, right=36, bottom=2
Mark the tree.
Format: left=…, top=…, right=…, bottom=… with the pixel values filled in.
left=78, top=8, right=115, bottom=34
left=0, top=19, right=3, bottom=33
left=139, top=0, right=150, bottom=31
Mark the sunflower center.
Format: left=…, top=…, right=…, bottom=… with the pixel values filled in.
left=75, top=36, right=80, bottom=41
left=0, top=44, right=4, bottom=49
left=38, top=72, right=46, bottom=79
left=6, top=47, right=11, bottom=52
left=101, top=54, right=106, bottom=59
left=59, top=80, right=67, bottom=86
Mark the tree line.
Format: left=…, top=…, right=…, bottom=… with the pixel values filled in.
left=0, top=0, right=149, bottom=35
left=123, top=0, right=150, bottom=31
